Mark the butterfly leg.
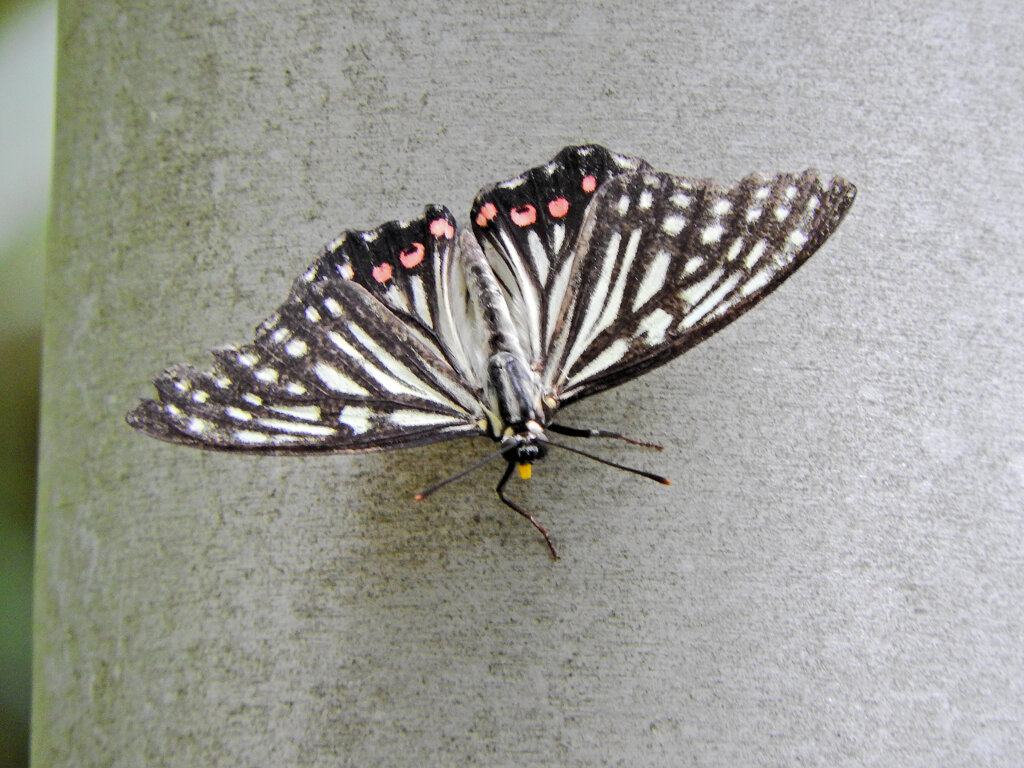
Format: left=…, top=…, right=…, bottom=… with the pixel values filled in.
left=547, top=423, right=663, bottom=451
left=496, top=462, right=559, bottom=559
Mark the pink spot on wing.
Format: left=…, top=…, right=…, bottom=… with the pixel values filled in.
left=510, top=204, right=537, bottom=227
left=582, top=174, right=597, bottom=193
left=548, top=197, right=570, bottom=218
left=371, top=263, right=393, bottom=283
left=475, top=202, right=498, bottom=228
left=399, top=242, right=425, bottom=268
left=429, top=218, right=455, bottom=239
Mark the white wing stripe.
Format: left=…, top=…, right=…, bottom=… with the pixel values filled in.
left=632, top=248, right=671, bottom=310
left=561, top=232, right=621, bottom=375
left=570, top=338, right=630, bottom=384
left=315, top=362, right=369, bottom=396
left=590, top=227, right=642, bottom=343
left=680, top=268, right=724, bottom=307
left=347, top=323, right=461, bottom=409
left=680, top=273, right=742, bottom=329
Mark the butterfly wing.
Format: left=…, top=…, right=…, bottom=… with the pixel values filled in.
left=127, top=207, right=489, bottom=452
left=469, top=145, right=653, bottom=367
left=543, top=167, right=857, bottom=404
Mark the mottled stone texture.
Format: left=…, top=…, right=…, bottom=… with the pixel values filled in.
left=35, top=1, right=1024, bottom=766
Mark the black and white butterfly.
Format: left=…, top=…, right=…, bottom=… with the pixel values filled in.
left=128, top=145, right=856, bottom=557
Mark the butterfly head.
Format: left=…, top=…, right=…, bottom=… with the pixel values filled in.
left=499, top=420, right=549, bottom=477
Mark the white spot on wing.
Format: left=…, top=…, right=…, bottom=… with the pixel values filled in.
left=323, top=297, right=343, bottom=317
left=712, top=199, right=731, bottom=216
left=187, top=417, right=210, bottom=434
left=662, top=215, right=686, bottom=236
left=238, top=352, right=258, bottom=367
left=701, top=223, right=724, bottom=244
left=638, top=190, right=654, bottom=210
left=255, top=367, right=278, bottom=383
left=616, top=194, right=630, bottom=216
left=242, top=392, right=262, bottom=406
left=284, top=339, right=308, bottom=357
left=787, top=229, right=808, bottom=247
left=499, top=175, right=526, bottom=190
left=285, top=382, right=307, bottom=395
left=305, top=306, right=321, bottom=323
left=639, top=308, right=673, bottom=346
left=226, top=406, right=252, bottom=421
left=234, top=430, right=269, bottom=444
left=670, top=192, right=692, bottom=208
left=339, top=406, right=373, bottom=434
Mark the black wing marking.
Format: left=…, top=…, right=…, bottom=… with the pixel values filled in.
left=542, top=167, right=857, bottom=404
left=469, top=145, right=652, bottom=365
left=127, top=213, right=489, bottom=452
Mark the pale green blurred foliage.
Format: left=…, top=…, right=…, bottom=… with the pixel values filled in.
left=1, top=0, right=54, bottom=765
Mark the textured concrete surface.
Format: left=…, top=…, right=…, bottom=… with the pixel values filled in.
left=35, top=1, right=1023, bottom=765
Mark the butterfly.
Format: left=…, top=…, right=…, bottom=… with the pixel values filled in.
left=127, top=145, right=856, bottom=557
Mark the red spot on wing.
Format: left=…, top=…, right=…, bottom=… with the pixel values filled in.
left=475, top=202, right=498, bottom=228
left=429, top=218, right=455, bottom=239
left=582, top=174, right=597, bottom=193
left=510, top=204, right=537, bottom=227
left=548, top=197, right=570, bottom=218
left=371, top=263, right=393, bottom=283
left=399, top=242, right=425, bottom=268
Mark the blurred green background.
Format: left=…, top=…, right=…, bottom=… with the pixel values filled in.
left=1, top=0, right=53, bottom=764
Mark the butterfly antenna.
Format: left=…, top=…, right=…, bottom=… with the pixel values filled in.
left=543, top=438, right=671, bottom=485
left=547, top=423, right=664, bottom=450
left=495, top=462, right=559, bottom=559
left=414, top=448, right=506, bottom=501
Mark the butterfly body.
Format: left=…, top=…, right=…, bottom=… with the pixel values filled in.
left=128, top=145, right=856, bottom=556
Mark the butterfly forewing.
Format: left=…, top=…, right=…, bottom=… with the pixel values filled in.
left=544, top=167, right=857, bottom=403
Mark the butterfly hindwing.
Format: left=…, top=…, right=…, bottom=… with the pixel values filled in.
left=469, top=145, right=653, bottom=365
left=543, top=166, right=857, bottom=403
left=127, top=211, right=489, bottom=452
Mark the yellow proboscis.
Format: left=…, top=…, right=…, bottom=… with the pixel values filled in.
left=517, top=463, right=532, bottom=480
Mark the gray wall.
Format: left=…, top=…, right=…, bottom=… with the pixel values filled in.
left=35, top=1, right=1024, bottom=765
